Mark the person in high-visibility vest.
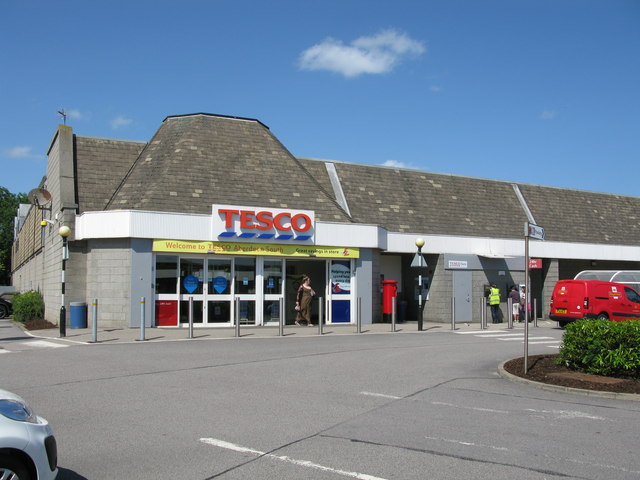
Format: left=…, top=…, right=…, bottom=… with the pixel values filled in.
left=489, top=284, right=501, bottom=323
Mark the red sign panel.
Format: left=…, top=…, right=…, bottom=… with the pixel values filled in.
left=529, top=258, right=542, bottom=269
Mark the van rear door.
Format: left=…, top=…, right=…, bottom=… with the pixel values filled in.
left=550, top=280, right=587, bottom=322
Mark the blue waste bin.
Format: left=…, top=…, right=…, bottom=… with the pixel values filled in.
left=70, top=302, right=87, bottom=328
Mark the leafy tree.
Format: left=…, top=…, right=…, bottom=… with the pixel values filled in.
left=0, top=187, right=28, bottom=285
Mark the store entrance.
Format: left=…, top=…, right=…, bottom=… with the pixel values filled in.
left=285, top=259, right=326, bottom=325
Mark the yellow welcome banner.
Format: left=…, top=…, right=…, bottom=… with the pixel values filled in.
left=153, top=240, right=359, bottom=258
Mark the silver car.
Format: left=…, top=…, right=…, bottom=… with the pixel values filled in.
left=0, top=388, right=58, bottom=480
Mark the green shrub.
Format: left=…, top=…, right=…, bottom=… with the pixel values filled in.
left=12, top=290, right=44, bottom=323
left=557, top=318, right=640, bottom=378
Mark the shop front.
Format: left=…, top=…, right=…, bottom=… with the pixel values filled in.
left=152, top=239, right=359, bottom=327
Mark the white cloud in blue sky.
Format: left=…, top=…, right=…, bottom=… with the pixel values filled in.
left=539, top=110, right=558, bottom=120
left=298, top=29, right=425, bottom=78
left=5, top=146, right=42, bottom=160
left=111, top=115, right=133, bottom=129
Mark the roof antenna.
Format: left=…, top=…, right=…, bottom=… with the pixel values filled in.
left=58, top=109, right=67, bottom=125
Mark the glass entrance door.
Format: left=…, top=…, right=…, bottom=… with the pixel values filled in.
left=234, top=257, right=256, bottom=325
left=179, top=257, right=204, bottom=325
left=207, top=258, right=232, bottom=325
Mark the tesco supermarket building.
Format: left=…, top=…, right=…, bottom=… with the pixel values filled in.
left=12, top=113, right=640, bottom=328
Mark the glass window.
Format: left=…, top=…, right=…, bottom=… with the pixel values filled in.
left=331, top=260, right=351, bottom=295
left=263, top=259, right=283, bottom=294
left=180, top=258, right=204, bottom=295
left=156, top=255, right=178, bottom=294
left=625, top=287, right=640, bottom=303
left=209, top=259, right=231, bottom=295
left=234, top=257, right=256, bottom=294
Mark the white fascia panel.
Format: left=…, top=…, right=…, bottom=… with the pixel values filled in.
left=75, top=211, right=384, bottom=248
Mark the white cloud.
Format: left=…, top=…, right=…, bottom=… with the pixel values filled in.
left=540, top=110, right=558, bottom=120
left=382, top=159, right=409, bottom=169
left=298, top=29, right=425, bottom=78
left=429, top=85, right=442, bottom=93
left=111, top=115, right=133, bottom=129
left=67, top=109, right=84, bottom=120
left=5, top=146, right=42, bottom=159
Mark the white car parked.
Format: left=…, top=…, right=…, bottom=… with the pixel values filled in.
left=0, top=388, right=58, bottom=480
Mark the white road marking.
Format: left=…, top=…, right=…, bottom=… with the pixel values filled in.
left=498, top=336, right=553, bottom=341
left=525, top=409, right=606, bottom=421
left=455, top=330, right=509, bottom=335
left=425, top=435, right=509, bottom=451
left=360, top=391, right=401, bottom=400
left=474, top=333, right=524, bottom=337
left=430, top=401, right=509, bottom=414
left=23, top=340, right=68, bottom=348
left=528, top=340, right=561, bottom=345
left=0, top=349, right=9, bottom=354
left=200, top=438, right=388, bottom=480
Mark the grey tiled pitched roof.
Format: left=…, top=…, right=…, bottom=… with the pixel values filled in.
left=72, top=112, right=639, bottom=248
left=300, top=158, right=640, bottom=246
left=308, top=160, right=527, bottom=238
left=104, top=114, right=351, bottom=222
left=518, top=184, right=640, bottom=245
left=75, top=136, right=146, bottom=212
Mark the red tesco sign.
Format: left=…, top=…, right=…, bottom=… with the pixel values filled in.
left=213, top=204, right=315, bottom=241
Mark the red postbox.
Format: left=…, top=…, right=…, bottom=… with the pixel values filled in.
left=382, top=280, right=398, bottom=323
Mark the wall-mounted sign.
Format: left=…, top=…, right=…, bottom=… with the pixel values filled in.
left=213, top=204, right=314, bottom=242
left=529, top=258, right=543, bottom=269
left=448, top=260, right=468, bottom=269
left=153, top=240, right=359, bottom=258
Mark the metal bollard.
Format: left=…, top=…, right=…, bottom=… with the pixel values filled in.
left=188, top=296, right=194, bottom=339
left=235, top=297, right=240, bottom=337
left=481, top=298, right=487, bottom=330
left=391, top=296, right=397, bottom=332
left=318, top=297, right=323, bottom=336
left=534, top=298, right=538, bottom=327
left=507, top=298, right=513, bottom=329
left=279, top=298, right=284, bottom=337
left=451, top=297, right=456, bottom=330
left=137, top=297, right=146, bottom=341
left=90, top=299, right=98, bottom=343
left=357, top=297, right=362, bottom=333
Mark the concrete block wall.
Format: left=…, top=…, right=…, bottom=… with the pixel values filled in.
left=423, top=254, right=449, bottom=323
left=85, top=239, right=133, bottom=327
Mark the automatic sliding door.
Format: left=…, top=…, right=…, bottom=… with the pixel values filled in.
left=179, top=258, right=204, bottom=324
left=234, top=257, right=256, bottom=325
left=207, top=258, right=232, bottom=325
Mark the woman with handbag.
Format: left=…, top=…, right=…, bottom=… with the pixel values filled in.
left=295, top=275, right=315, bottom=326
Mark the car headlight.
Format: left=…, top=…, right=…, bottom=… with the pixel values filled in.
left=0, top=398, right=38, bottom=423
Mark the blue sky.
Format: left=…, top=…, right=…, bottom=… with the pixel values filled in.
left=2, top=0, right=639, bottom=197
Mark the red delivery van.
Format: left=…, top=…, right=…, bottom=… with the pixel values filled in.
left=549, top=280, right=640, bottom=327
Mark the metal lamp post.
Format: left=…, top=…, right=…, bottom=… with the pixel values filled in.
left=59, top=225, right=71, bottom=338
left=415, top=237, right=426, bottom=331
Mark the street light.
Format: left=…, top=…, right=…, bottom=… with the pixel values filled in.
left=59, top=225, right=71, bottom=338
left=414, top=237, right=426, bottom=331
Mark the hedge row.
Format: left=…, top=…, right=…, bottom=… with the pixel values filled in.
left=557, top=318, right=640, bottom=378
left=11, top=290, right=44, bottom=323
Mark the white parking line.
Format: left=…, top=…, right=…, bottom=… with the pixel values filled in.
left=360, top=391, right=401, bottom=400
left=23, top=340, right=69, bottom=348
left=474, top=333, right=524, bottom=337
left=455, top=330, right=509, bottom=334
left=200, top=438, right=388, bottom=480
left=498, top=336, right=553, bottom=341
left=529, top=340, right=561, bottom=345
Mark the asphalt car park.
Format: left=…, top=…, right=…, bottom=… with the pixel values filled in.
left=2, top=320, right=640, bottom=479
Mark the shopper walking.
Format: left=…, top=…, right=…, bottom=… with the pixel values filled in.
left=295, top=275, right=315, bottom=326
